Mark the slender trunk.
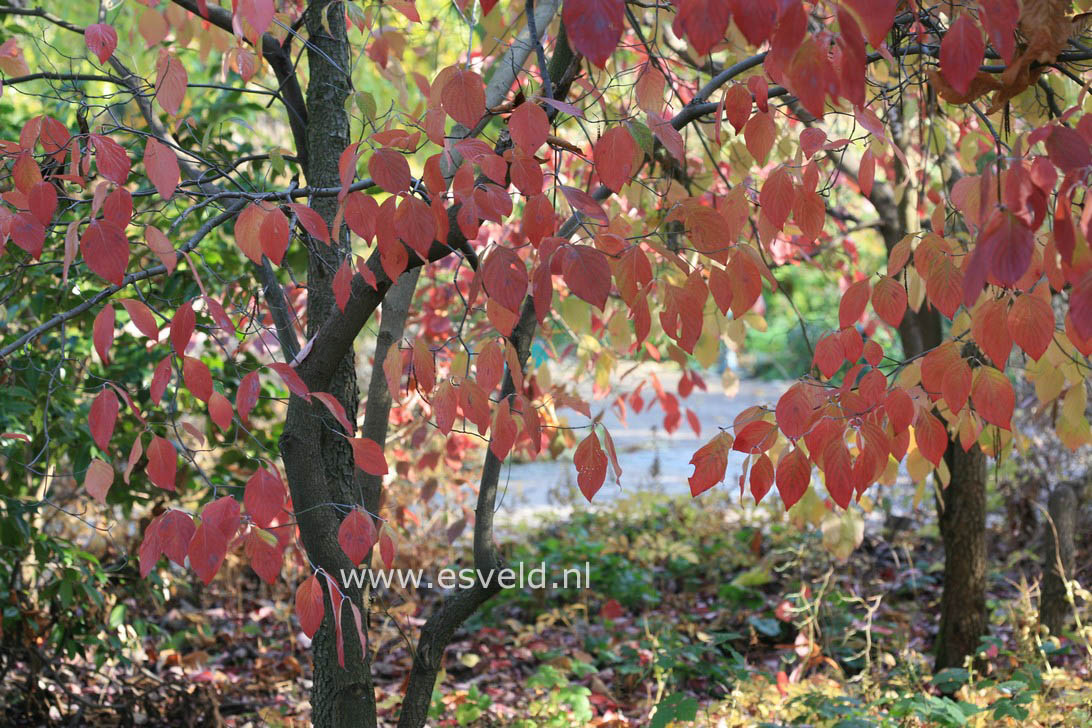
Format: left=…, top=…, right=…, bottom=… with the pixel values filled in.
left=933, top=444, right=988, bottom=670
left=873, top=117, right=989, bottom=671
left=279, top=2, right=376, bottom=726
left=1039, top=482, right=1077, bottom=637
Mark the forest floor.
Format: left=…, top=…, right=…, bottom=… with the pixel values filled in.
left=3, top=475, right=1090, bottom=727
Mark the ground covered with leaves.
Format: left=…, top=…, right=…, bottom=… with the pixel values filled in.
left=3, top=480, right=1090, bottom=727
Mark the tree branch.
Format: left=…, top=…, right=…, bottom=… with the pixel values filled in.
left=0, top=201, right=248, bottom=360
left=395, top=297, right=537, bottom=728
left=169, top=0, right=310, bottom=174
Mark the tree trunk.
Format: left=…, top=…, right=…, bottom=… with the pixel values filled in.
left=1039, top=482, right=1078, bottom=637
left=869, top=109, right=991, bottom=671
left=933, top=444, right=988, bottom=671
left=278, top=2, right=377, bottom=726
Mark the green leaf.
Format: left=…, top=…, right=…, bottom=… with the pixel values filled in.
left=650, top=693, right=699, bottom=728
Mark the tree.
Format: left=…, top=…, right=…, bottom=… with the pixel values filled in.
left=1, top=0, right=1090, bottom=725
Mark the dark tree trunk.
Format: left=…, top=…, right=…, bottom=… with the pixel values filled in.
left=933, top=444, right=988, bottom=670
left=279, top=1, right=377, bottom=726
left=871, top=132, right=990, bottom=671
left=1039, top=482, right=1078, bottom=637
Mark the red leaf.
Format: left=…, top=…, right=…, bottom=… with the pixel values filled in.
left=182, top=356, right=213, bottom=402
left=146, top=436, right=177, bottom=491
left=742, top=111, right=777, bottom=164
left=333, top=258, right=352, bottom=313
left=344, top=191, right=378, bottom=241
left=154, top=50, right=187, bottom=116
left=368, top=147, right=412, bottom=194
left=338, top=508, right=377, bottom=565
left=560, top=185, right=608, bottom=225
left=775, top=447, right=811, bottom=509
left=822, top=436, right=853, bottom=508
left=234, top=203, right=265, bottom=263
left=295, top=573, right=325, bottom=638
left=85, top=23, right=117, bottom=64
left=839, top=279, right=871, bottom=329
left=635, top=64, right=665, bottom=113
left=90, top=133, right=130, bottom=184
left=575, top=431, right=608, bottom=501
left=925, top=257, right=964, bottom=319
left=269, top=362, right=310, bottom=400
left=871, top=275, right=907, bottom=328
left=313, top=391, right=354, bottom=434
left=988, top=211, right=1034, bottom=287
left=733, top=420, right=777, bottom=453
left=750, top=453, right=774, bottom=503
left=1046, top=125, right=1092, bottom=172
left=860, top=276, right=904, bottom=329
left=1069, top=272, right=1092, bottom=342
left=209, top=391, right=233, bottom=431
left=971, top=366, right=1014, bottom=429
left=81, top=219, right=129, bottom=285
left=842, top=0, right=896, bottom=48
left=244, top=467, right=285, bottom=529
left=259, top=207, right=289, bottom=265
left=1007, top=292, right=1054, bottom=360
left=775, top=383, right=815, bottom=440
left=394, top=195, right=436, bottom=258
left=144, top=225, right=176, bottom=272
left=84, top=458, right=114, bottom=503
left=489, top=399, right=518, bottom=461
left=688, top=431, right=732, bottom=497
left=287, top=203, right=330, bottom=244
left=120, top=299, right=159, bottom=341
left=143, top=137, right=179, bottom=201
left=348, top=436, right=388, bottom=476
left=759, top=165, right=793, bottom=230
left=236, top=370, right=261, bottom=427
left=914, top=411, right=947, bottom=466
left=379, top=528, right=396, bottom=570
left=885, top=387, right=915, bottom=433
left=433, top=379, right=456, bottom=434
left=941, top=357, right=972, bottom=414
left=649, top=112, right=685, bottom=163
left=11, top=212, right=45, bottom=259
left=29, top=181, right=57, bottom=226
left=441, top=68, right=486, bottom=127
left=412, top=339, right=435, bottom=394
left=980, top=0, right=1019, bottom=63
left=972, top=297, right=1012, bottom=369
left=160, top=510, right=194, bottom=566
left=562, top=0, right=624, bottom=68
left=786, top=37, right=833, bottom=119
left=237, top=0, right=275, bottom=35
left=481, top=246, right=527, bottom=313
left=509, top=101, right=550, bottom=153
left=561, top=245, right=612, bottom=310
left=151, top=356, right=172, bottom=405
left=189, top=520, right=229, bottom=585
left=813, top=331, right=844, bottom=378
left=476, top=340, right=504, bottom=393
left=858, top=148, right=875, bottom=197
left=940, top=14, right=984, bottom=96
left=88, top=388, right=119, bottom=451
left=728, top=0, right=776, bottom=45
left=594, top=126, right=638, bottom=193
left=93, top=304, right=115, bottom=365
left=203, top=495, right=241, bottom=542
left=677, top=0, right=731, bottom=56
left=245, top=529, right=283, bottom=584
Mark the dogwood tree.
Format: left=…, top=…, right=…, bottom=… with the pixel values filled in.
left=0, top=0, right=1089, bottom=724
